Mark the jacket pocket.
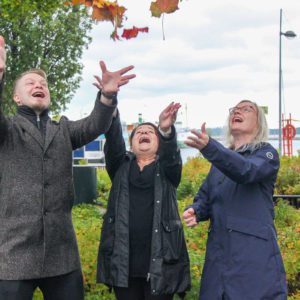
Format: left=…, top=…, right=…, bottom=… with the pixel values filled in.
left=226, top=215, right=271, bottom=269
left=226, top=215, right=269, bottom=240
left=161, top=220, right=183, bottom=263
left=99, top=214, right=115, bottom=254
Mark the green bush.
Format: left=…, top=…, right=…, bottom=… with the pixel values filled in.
left=275, top=155, right=300, bottom=195
left=177, top=154, right=210, bottom=199
left=95, top=168, right=111, bottom=208
left=274, top=200, right=300, bottom=298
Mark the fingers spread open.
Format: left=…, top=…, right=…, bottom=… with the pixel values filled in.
left=119, top=65, right=134, bottom=75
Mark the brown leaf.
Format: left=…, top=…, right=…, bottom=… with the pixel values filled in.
left=71, top=0, right=85, bottom=5
left=92, top=1, right=126, bottom=27
left=150, top=0, right=179, bottom=17
left=92, top=6, right=114, bottom=22
left=84, top=0, right=93, bottom=6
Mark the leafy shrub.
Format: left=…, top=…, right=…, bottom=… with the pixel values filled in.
left=275, top=155, right=300, bottom=195
left=275, top=200, right=300, bottom=297
left=95, top=168, right=111, bottom=208
left=177, top=154, right=210, bottom=199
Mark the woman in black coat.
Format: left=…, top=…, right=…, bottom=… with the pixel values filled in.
left=96, top=101, right=191, bottom=300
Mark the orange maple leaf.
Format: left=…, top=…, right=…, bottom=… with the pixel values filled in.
left=121, top=26, right=149, bottom=40
left=84, top=0, right=93, bottom=6
left=150, top=0, right=179, bottom=18
left=91, top=1, right=126, bottom=27
left=92, top=6, right=114, bottom=23
left=66, top=0, right=149, bottom=41
left=93, top=0, right=117, bottom=8
left=65, top=0, right=92, bottom=5
left=69, top=0, right=85, bottom=5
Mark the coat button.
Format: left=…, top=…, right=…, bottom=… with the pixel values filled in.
left=156, top=200, right=160, bottom=204
left=155, top=229, right=158, bottom=233
left=152, top=258, right=156, bottom=262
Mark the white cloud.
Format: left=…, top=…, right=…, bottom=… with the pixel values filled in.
left=64, top=0, right=300, bottom=130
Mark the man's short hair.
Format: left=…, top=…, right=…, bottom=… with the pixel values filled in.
left=14, top=68, right=47, bottom=93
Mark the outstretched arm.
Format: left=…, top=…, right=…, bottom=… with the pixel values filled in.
left=158, top=102, right=182, bottom=187
left=185, top=122, right=279, bottom=184
left=69, top=61, right=134, bottom=150
left=93, top=61, right=135, bottom=178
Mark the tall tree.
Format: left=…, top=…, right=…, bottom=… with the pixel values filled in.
left=0, top=2, right=93, bottom=115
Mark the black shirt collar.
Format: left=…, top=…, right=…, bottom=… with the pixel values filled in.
left=17, top=105, right=49, bottom=118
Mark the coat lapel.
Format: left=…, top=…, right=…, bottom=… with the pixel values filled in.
left=14, top=114, right=44, bottom=149
left=44, top=120, right=59, bottom=152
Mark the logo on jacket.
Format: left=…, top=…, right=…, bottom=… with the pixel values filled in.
left=266, top=152, right=273, bottom=159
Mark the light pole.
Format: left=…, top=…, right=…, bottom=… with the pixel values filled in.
left=279, top=8, right=296, bottom=156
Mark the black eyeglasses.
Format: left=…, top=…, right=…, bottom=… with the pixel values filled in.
left=229, top=105, right=256, bottom=115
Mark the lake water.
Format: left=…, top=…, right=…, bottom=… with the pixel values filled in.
left=181, top=139, right=300, bottom=164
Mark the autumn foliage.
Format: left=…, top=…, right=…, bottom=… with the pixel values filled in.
left=65, top=0, right=181, bottom=40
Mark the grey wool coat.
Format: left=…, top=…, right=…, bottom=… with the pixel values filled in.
left=0, top=78, right=115, bottom=280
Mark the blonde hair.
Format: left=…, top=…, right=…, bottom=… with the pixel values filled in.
left=224, top=100, right=269, bottom=151
left=14, top=68, right=47, bottom=93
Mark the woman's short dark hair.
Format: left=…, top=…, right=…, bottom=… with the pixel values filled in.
left=129, top=122, right=159, bottom=145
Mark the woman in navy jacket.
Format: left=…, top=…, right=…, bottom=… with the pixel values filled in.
left=183, top=100, right=287, bottom=300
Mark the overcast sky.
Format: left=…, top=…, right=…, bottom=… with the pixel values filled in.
left=64, top=0, right=300, bottom=130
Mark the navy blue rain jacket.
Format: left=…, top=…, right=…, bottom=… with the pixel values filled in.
left=188, top=138, right=287, bottom=300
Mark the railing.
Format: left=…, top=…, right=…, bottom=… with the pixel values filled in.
left=273, top=195, right=300, bottom=209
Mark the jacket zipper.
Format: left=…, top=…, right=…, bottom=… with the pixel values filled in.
left=37, top=115, right=41, bottom=129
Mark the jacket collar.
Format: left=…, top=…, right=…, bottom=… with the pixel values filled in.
left=14, top=112, right=59, bottom=152
left=125, top=151, right=160, bottom=162
left=236, top=142, right=266, bottom=153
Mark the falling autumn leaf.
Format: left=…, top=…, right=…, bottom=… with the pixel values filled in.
left=93, top=0, right=116, bottom=8
left=66, top=0, right=183, bottom=40
left=85, top=0, right=93, bottom=6
left=92, top=1, right=126, bottom=26
left=150, top=0, right=179, bottom=18
left=65, top=0, right=85, bottom=5
left=122, top=26, right=149, bottom=40
left=92, top=6, right=114, bottom=23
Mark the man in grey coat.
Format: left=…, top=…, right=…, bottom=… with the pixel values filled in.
left=0, top=35, right=135, bottom=300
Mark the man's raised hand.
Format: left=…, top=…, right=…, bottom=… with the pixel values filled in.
left=93, top=61, right=135, bottom=92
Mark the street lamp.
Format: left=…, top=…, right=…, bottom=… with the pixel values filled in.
left=279, top=8, right=296, bottom=156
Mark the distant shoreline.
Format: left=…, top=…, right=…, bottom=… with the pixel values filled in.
left=211, top=135, right=300, bottom=141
